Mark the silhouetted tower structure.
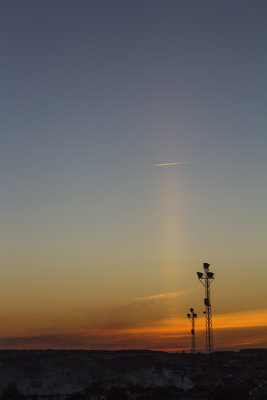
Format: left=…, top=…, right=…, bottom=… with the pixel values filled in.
left=187, top=308, right=197, bottom=353
left=197, top=263, right=215, bottom=353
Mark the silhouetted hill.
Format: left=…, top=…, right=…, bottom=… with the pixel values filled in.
left=0, top=349, right=266, bottom=399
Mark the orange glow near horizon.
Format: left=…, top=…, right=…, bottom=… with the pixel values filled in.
left=1, top=308, right=265, bottom=351
left=77, top=308, right=267, bottom=351
left=77, top=308, right=267, bottom=338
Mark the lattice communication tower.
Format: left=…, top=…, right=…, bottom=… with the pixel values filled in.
left=197, top=263, right=215, bottom=353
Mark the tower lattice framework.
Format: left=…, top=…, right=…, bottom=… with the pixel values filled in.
left=197, top=263, right=215, bottom=353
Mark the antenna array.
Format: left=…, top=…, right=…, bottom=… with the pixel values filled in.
left=197, top=263, right=215, bottom=353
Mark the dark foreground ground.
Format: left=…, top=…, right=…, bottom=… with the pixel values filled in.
left=0, top=349, right=266, bottom=400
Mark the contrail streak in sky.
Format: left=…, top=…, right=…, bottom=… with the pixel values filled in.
left=153, top=162, right=185, bottom=166
left=134, top=290, right=192, bottom=302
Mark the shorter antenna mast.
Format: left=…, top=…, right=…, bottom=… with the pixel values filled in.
left=187, top=307, right=197, bottom=353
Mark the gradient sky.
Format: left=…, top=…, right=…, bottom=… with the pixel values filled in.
left=0, top=0, right=266, bottom=351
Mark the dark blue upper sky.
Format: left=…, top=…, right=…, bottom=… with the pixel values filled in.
left=1, top=1, right=266, bottom=169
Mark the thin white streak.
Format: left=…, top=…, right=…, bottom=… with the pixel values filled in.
left=153, top=162, right=185, bottom=167
left=134, top=290, right=192, bottom=302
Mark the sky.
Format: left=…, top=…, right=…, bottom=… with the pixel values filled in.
left=0, top=0, right=266, bottom=351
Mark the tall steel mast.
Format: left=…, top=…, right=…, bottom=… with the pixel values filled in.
left=197, top=263, right=215, bottom=353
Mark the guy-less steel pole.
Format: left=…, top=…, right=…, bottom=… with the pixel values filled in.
left=197, top=263, right=215, bottom=353
left=187, top=308, right=197, bottom=353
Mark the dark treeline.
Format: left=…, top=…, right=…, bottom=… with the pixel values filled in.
left=0, top=350, right=266, bottom=400
left=0, top=380, right=264, bottom=400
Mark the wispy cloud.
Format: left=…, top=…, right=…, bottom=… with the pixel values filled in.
left=153, top=162, right=186, bottom=167
left=1, top=308, right=267, bottom=350
left=1, top=315, right=266, bottom=351
left=134, top=291, right=190, bottom=302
